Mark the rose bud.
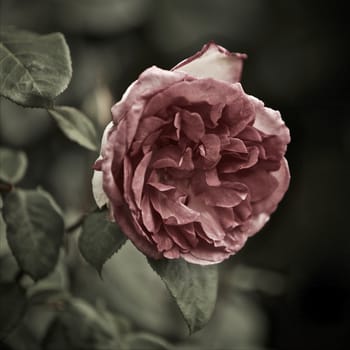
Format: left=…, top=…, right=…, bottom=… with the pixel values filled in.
left=92, top=42, right=290, bottom=265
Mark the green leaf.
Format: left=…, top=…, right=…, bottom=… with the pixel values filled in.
left=27, top=254, right=69, bottom=305
left=0, top=282, right=27, bottom=339
left=0, top=147, right=27, bottom=184
left=79, top=209, right=127, bottom=275
left=2, top=189, right=64, bottom=280
left=148, top=258, right=218, bottom=334
left=123, top=333, right=171, bottom=350
left=48, top=106, right=98, bottom=151
left=42, top=298, right=120, bottom=350
left=0, top=27, right=72, bottom=108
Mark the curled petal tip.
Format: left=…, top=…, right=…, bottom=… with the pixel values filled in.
left=172, top=41, right=247, bottom=83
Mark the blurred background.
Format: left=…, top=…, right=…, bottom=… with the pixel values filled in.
left=1, top=0, right=349, bottom=349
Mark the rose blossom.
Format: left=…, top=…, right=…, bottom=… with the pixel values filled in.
left=92, top=42, right=290, bottom=265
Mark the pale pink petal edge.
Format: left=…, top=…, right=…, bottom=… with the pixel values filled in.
left=172, top=41, right=247, bottom=84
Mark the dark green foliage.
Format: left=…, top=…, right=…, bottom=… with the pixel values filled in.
left=79, top=209, right=127, bottom=275
left=0, top=27, right=72, bottom=108
left=3, top=189, right=64, bottom=280
left=148, top=258, right=218, bottom=334
left=0, top=282, right=27, bottom=339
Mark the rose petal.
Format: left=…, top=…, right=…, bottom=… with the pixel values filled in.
left=101, top=126, right=126, bottom=207
left=163, top=246, right=180, bottom=259
left=92, top=169, right=108, bottom=208
left=95, top=121, right=114, bottom=158
left=110, top=204, right=162, bottom=259
left=216, top=207, right=238, bottom=230
left=239, top=146, right=260, bottom=169
left=147, top=169, right=177, bottom=191
left=209, top=103, right=225, bottom=127
left=172, top=41, right=247, bottom=84
left=250, top=96, right=291, bottom=145
left=198, top=134, right=221, bottom=167
left=124, top=156, right=137, bottom=213
left=132, top=152, right=153, bottom=208
left=179, top=147, right=194, bottom=171
left=223, top=232, right=248, bottom=252
left=233, top=167, right=279, bottom=203
left=237, top=126, right=262, bottom=142
left=141, top=192, right=161, bottom=233
left=92, top=121, right=115, bottom=208
left=245, top=212, right=270, bottom=237
left=150, top=189, right=200, bottom=225
left=261, top=135, right=288, bottom=160
left=152, top=229, right=174, bottom=251
left=205, top=168, right=221, bottom=186
left=142, top=129, right=163, bottom=154
left=164, top=225, right=192, bottom=251
left=222, top=138, right=248, bottom=153
left=182, top=242, right=230, bottom=265
left=188, top=198, right=226, bottom=241
left=131, top=116, right=170, bottom=156
left=178, top=109, right=205, bottom=142
left=221, top=95, right=255, bottom=136
left=180, top=252, right=223, bottom=265
left=234, top=199, right=252, bottom=222
left=199, top=185, right=248, bottom=208
left=180, top=223, right=199, bottom=247
left=251, top=157, right=290, bottom=217
left=151, top=145, right=181, bottom=168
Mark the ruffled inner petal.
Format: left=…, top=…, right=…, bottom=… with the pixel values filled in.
left=237, top=126, right=262, bottom=142
left=131, top=116, right=170, bottom=155
left=151, top=145, right=181, bottom=168
left=215, top=207, right=238, bottom=230
left=205, top=168, right=221, bottom=186
left=151, top=229, right=174, bottom=251
left=199, top=185, right=248, bottom=208
left=131, top=152, right=153, bottom=208
left=179, top=109, right=205, bottom=142
left=221, top=96, right=255, bottom=136
left=233, top=167, right=279, bottom=203
left=222, top=138, right=247, bottom=153
left=188, top=198, right=226, bottom=241
left=140, top=191, right=161, bottom=233
left=197, top=134, right=221, bottom=168
left=150, top=189, right=200, bottom=225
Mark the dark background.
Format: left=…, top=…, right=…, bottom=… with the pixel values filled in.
left=1, top=1, right=349, bottom=349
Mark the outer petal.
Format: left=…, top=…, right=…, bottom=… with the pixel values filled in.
left=92, top=121, right=114, bottom=208
left=246, top=158, right=290, bottom=236
left=131, top=152, right=153, bottom=208
left=92, top=169, right=108, bottom=208
left=252, top=157, right=291, bottom=217
left=250, top=95, right=291, bottom=146
left=181, top=242, right=230, bottom=265
left=172, top=41, right=247, bottom=84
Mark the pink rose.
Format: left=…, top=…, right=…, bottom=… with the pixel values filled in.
left=92, top=42, right=290, bottom=265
